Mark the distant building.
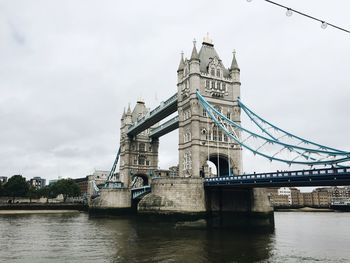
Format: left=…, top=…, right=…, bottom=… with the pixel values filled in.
left=49, top=176, right=63, bottom=185
left=0, top=176, right=7, bottom=184
left=266, top=186, right=340, bottom=208
left=303, top=192, right=313, bottom=206
left=30, top=177, right=46, bottom=189
left=290, top=187, right=303, bottom=206
left=74, top=176, right=89, bottom=196
left=90, top=170, right=109, bottom=187
left=278, top=187, right=292, bottom=205
left=266, top=188, right=290, bottom=206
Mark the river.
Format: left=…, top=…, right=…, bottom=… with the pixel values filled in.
left=0, top=211, right=349, bottom=262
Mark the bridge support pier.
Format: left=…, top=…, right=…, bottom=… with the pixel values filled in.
left=138, top=177, right=206, bottom=218
left=205, top=188, right=274, bottom=230
left=89, top=188, right=132, bottom=215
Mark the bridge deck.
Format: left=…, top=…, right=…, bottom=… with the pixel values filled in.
left=149, top=116, right=179, bottom=138
left=127, top=93, right=178, bottom=137
left=204, top=167, right=350, bottom=188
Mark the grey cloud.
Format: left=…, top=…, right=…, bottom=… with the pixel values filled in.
left=0, top=0, right=349, bottom=181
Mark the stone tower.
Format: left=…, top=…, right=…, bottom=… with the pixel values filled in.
left=177, top=36, right=242, bottom=178
left=119, top=101, right=159, bottom=187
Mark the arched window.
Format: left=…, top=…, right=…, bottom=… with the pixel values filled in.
left=203, top=108, right=207, bottom=117
left=183, top=152, right=192, bottom=170
left=139, top=143, right=145, bottom=152
left=213, top=129, right=217, bottom=141
left=138, top=157, right=145, bottom=165
left=216, top=69, right=220, bottom=77
left=210, top=68, right=215, bottom=76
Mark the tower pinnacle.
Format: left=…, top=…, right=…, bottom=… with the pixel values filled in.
left=190, top=38, right=199, bottom=60
left=230, top=49, right=240, bottom=71
left=177, top=51, right=185, bottom=72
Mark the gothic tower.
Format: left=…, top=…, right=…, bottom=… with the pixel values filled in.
left=119, top=101, right=159, bottom=187
left=177, top=36, right=242, bottom=178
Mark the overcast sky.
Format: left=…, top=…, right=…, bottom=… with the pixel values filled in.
left=1, top=0, right=349, bottom=183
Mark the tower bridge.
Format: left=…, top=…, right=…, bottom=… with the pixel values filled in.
left=89, top=36, right=350, bottom=228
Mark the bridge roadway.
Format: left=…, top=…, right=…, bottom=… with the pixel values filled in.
left=127, top=93, right=178, bottom=137
left=204, top=166, right=350, bottom=188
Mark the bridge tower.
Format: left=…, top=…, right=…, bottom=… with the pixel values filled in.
left=177, top=36, right=242, bottom=178
left=119, top=101, right=159, bottom=187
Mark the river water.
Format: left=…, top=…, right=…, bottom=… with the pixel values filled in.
left=0, top=211, right=349, bottom=263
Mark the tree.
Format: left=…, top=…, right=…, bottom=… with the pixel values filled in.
left=0, top=182, right=4, bottom=197
left=51, top=179, right=80, bottom=202
left=35, top=185, right=56, bottom=203
left=4, top=175, right=29, bottom=202
left=27, top=186, right=41, bottom=203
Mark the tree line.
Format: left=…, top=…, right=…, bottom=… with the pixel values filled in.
left=0, top=175, right=81, bottom=203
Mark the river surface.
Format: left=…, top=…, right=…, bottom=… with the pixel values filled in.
left=0, top=211, right=349, bottom=263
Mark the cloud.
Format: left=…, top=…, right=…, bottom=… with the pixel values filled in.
left=0, top=0, right=349, bottom=182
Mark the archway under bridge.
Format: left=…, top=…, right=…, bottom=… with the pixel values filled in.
left=204, top=154, right=233, bottom=177
left=131, top=173, right=149, bottom=188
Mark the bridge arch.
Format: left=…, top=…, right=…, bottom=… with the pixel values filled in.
left=131, top=173, right=149, bottom=188
left=202, top=154, right=233, bottom=177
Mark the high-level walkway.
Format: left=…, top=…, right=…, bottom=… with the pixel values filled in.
left=127, top=93, right=178, bottom=137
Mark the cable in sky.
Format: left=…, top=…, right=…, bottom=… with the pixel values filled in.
left=247, top=0, right=350, bottom=34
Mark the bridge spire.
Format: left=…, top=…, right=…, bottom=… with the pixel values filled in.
left=126, top=103, right=132, bottom=115
left=230, top=49, right=240, bottom=71
left=190, top=39, right=199, bottom=61
left=177, top=51, right=185, bottom=72
left=121, top=107, right=126, bottom=120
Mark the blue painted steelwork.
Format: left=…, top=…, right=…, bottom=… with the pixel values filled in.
left=149, top=115, right=179, bottom=138
left=127, top=93, right=178, bottom=136
left=204, top=167, right=350, bottom=188
left=196, top=91, right=350, bottom=166
left=131, top=186, right=151, bottom=200
left=238, top=99, right=347, bottom=154
left=106, top=146, right=121, bottom=182
left=102, top=147, right=124, bottom=189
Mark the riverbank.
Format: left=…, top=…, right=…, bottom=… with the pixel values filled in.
left=0, top=210, right=81, bottom=215
left=0, top=203, right=87, bottom=211
left=274, top=207, right=334, bottom=212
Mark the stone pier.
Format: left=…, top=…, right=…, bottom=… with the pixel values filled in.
left=205, top=187, right=274, bottom=229
left=138, top=177, right=206, bottom=217
left=89, top=188, right=132, bottom=214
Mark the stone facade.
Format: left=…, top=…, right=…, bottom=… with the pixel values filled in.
left=90, top=188, right=131, bottom=209
left=138, top=177, right=206, bottom=214
left=119, top=101, right=159, bottom=187
left=177, top=37, right=242, bottom=178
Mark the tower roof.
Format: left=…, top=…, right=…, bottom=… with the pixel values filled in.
left=126, top=104, right=132, bottom=115
left=177, top=52, right=185, bottom=72
left=198, top=41, right=230, bottom=78
left=230, top=50, right=240, bottom=71
left=190, top=39, right=199, bottom=61
left=121, top=108, right=126, bottom=120
left=131, top=101, right=148, bottom=122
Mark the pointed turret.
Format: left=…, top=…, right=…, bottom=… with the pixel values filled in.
left=177, top=52, right=185, bottom=72
left=121, top=108, right=126, bottom=120
left=230, top=50, right=240, bottom=71
left=126, top=103, right=132, bottom=115
left=190, top=39, right=199, bottom=61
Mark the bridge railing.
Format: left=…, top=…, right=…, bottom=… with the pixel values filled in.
left=127, top=93, right=177, bottom=134
left=204, top=167, right=350, bottom=186
left=131, top=185, right=151, bottom=199
left=149, top=115, right=179, bottom=137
